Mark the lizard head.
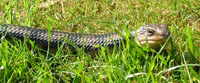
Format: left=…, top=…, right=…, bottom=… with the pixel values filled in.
left=131, top=24, right=170, bottom=49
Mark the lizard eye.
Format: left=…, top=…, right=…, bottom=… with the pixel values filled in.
left=147, top=29, right=155, bottom=36
left=148, top=30, right=154, bottom=33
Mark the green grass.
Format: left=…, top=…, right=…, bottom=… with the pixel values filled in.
left=0, top=0, right=200, bottom=82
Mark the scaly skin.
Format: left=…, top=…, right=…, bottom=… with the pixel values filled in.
left=0, top=24, right=170, bottom=50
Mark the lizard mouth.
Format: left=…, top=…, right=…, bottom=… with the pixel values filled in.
left=135, top=36, right=168, bottom=49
